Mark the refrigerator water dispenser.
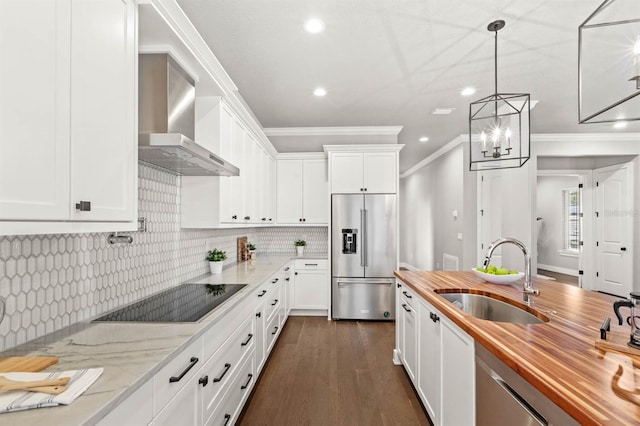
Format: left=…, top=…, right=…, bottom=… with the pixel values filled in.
left=342, top=229, right=358, bottom=254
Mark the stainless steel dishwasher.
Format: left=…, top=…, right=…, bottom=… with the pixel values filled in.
left=475, top=344, right=579, bottom=426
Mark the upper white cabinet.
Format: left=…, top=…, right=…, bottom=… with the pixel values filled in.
left=182, top=97, right=275, bottom=228
left=325, top=146, right=403, bottom=194
left=0, top=0, right=137, bottom=236
left=276, top=155, right=328, bottom=225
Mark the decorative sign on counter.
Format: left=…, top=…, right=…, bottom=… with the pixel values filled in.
left=237, top=236, right=248, bottom=262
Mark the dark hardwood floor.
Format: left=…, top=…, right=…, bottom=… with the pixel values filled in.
left=238, top=317, right=431, bottom=426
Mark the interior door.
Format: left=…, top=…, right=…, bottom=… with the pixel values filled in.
left=594, top=163, right=633, bottom=297
left=479, top=171, right=503, bottom=267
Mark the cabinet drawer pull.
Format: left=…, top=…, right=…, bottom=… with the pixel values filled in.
left=241, top=373, right=253, bottom=390
left=401, top=304, right=411, bottom=312
left=285, top=277, right=290, bottom=281
left=169, top=357, right=199, bottom=383
left=258, top=290, right=267, bottom=297
left=256, top=312, right=262, bottom=318
left=271, top=299, right=279, bottom=306
left=244, top=216, right=251, bottom=220
left=232, top=215, right=237, bottom=220
left=284, top=267, right=290, bottom=272
left=397, top=283, right=401, bottom=288
left=198, top=375, right=208, bottom=387
left=271, top=326, right=279, bottom=335
left=262, top=217, right=266, bottom=221
left=223, top=414, right=231, bottom=426
left=430, top=312, right=440, bottom=323
left=213, top=363, right=232, bottom=383
left=305, top=263, right=318, bottom=266
left=75, top=200, right=91, bottom=211
left=241, top=333, right=254, bottom=346
left=402, top=291, right=412, bottom=299
left=272, top=278, right=279, bottom=283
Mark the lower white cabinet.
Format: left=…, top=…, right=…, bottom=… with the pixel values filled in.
left=396, top=282, right=475, bottom=426
left=101, top=261, right=293, bottom=426
left=292, top=259, right=328, bottom=311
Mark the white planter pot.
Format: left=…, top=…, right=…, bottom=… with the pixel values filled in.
left=296, top=246, right=305, bottom=256
left=209, top=261, right=224, bottom=274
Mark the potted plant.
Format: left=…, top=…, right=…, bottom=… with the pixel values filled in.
left=248, top=243, right=257, bottom=259
left=294, top=239, right=306, bottom=256
left=206, top=249, right=227, bottom=274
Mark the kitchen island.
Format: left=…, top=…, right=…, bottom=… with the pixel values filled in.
left=395, top=270, right=640, bottom=426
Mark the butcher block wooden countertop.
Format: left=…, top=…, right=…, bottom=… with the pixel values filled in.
left=395, top=270, right=640, bottom=426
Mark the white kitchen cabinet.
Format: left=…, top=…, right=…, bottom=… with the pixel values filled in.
left=441, top=315, right=475, bottom=426
left=326, top=148, right=401, bottom=194
left=182, top=100, right=277, bottom=228
left=0, top=0, right=137, bottom=235
left=276, top=156, right=328, bottom=225
left=291, top=259, right=328, bottom=311
left=418, top=298, right=441, bottom=425
left=397, top=290, right=475, bottom=426
left=399, top=286, right=417, bottom=382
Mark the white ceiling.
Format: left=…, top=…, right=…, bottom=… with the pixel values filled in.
left=176, top=0, right=639, bottom=172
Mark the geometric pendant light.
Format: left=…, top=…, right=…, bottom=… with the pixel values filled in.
left=469, top=20, right=531, bottom=171
left=578, top=0, right=640, bottom=124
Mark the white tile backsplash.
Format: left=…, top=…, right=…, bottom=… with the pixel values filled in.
left=0, top=163, right=327, bottom=351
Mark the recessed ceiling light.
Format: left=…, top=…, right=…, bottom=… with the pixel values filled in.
left=419, top=136, right=429, bottom=143
left=432, top=108, right=455, bottom=115
left=304, top=18, right=325, bottom=33
left=461, top=87, right=476, bottom=96
left=313, top=87, right=327, bottom=97
left=613, top=121, right=628, bottom=129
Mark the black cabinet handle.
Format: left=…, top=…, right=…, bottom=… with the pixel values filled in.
left=258, top=290, right=267, bottom=297
left=402, top=291, right=412, bottom=299
left=199, top=375, right=209, bottom=387
left=213, top=363, right=232, bottom=383
left=401, top=304, right=411, bottom=312
left=244, top=216, right=251, bottom=220
left=305, top=263, right=318, bottom=266
left=262, top=218, right=266, bottom=221
left=303, top=218, right=306, bottom=222
left=269, top=218, right=272, bottom=221
left=284, top=267, right=290, bottom=271
left=75, top=201, right=91, bottom=211
left=299, top=218, right=303, bottom=222
left=256, top=312, right=262, bottom=318
left=295, top=272, right=298, bottom=275
left=241, top=373, right=253, bottom=390
left=232, top=215, right=237, bottom=219
left=169, top=357, right=199, bottom=383
left=360, top=188, right=364, bottom=191
left=223, top=414, right=231, bottom=426
left=621, top=247, right=627, bottom=251
left=271, top=299, right=278, bottom=306
left=241, top=333, right=254, bottom=346
left=430, top=312, right=440, bottom=323
left=285, top=277, right=290, bottom=281
left=364, top=188, right=368, bottom=191
left=271, top=326, right=279, bottom=335
left=397, top=283, right=401, bottom=288
left=272, top=278, right=279, bottom=283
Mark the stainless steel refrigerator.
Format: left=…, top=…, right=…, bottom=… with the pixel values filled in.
left=331, top=193, right=397, bottom=320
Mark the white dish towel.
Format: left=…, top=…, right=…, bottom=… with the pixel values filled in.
left=0, top=368, right=103, bottom=413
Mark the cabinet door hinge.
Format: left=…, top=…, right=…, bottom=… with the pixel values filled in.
left=596, top=272, right=599, bottom=277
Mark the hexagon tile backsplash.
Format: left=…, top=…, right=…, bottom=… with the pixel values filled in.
left=0, top=163, right=327, bottom=351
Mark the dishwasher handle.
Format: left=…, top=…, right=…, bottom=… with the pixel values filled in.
left=492, top=373, right=548, bottom=425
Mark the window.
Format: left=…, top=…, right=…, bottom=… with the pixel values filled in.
left=562, top=187, right=581, bottom=252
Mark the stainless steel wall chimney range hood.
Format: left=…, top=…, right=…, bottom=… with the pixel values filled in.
left=138, top=54, right=239, bottom=176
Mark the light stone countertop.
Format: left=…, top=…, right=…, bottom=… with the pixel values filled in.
left=0, top=254, right=326, bottom=425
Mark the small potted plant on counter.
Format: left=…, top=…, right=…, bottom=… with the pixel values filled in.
left=206, top=249, right=227, bottom=274
left=248, top=243, right=257, bottom=259
left=294, top=239, right=306, bottom=256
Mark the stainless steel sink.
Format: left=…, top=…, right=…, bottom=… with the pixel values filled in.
left=437, top=291, right=548, bottom=324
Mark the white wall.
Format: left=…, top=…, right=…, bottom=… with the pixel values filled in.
left=536, top=175, right=580, bottom=272
left=400, top=142, right=476, bottom=271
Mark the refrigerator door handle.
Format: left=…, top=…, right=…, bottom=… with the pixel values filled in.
left=363, top=208, right=368, bottom=266
left=360, top=209, right=365, bottom=267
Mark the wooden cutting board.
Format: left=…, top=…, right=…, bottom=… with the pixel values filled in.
left=0, top=356, right=59, bottom=372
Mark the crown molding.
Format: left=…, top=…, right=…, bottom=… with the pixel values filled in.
left=531, top=133, right=640, bottom=143
left=400, top=135, right=466, bottom=178
left=264, top=126, right=403, bottom=137
left=276, top=152, right=327, bottom=160
left=323, top=144, right=404, bottom=153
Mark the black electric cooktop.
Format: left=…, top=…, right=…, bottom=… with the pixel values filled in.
left=92, top=283, right=247, bottom=323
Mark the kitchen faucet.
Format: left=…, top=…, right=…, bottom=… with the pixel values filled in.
left=483, top=237, right=540, bottom=300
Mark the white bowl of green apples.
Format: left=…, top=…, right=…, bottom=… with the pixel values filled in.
left=472, top=266, right=524, bottom=284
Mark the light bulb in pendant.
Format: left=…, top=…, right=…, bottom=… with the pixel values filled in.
left=480, top=131, right=487, bottom=152
left=492, top=127, right=501, bottom=148
left=505, top=127, right=512, bottom=149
